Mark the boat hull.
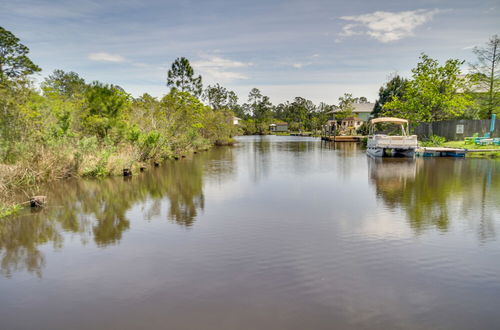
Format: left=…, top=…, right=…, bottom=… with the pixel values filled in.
left=367, top=134, right=418, bottom=158
left=367, top=147, right=415, bottom=158
left=367, top=147, right=384, bottom=157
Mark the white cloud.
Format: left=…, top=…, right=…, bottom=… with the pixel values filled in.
left=192, top=55, right=252, bottom=82
left=199, top=68, right=249, bottom=81
left=88, top=52, right=127, bottom=63
left=193, top=55, right=251, bottom=69
left=339, top=9, right=440, bottom=43
left=292, top=63, right=304, bottom=68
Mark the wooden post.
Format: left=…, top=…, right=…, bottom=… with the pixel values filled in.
left=30, top=196, right=47, bottom=208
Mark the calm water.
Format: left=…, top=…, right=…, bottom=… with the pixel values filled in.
left=1, top=135, right=500, bottom=330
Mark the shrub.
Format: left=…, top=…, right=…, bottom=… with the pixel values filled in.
left=420, top=135, right=446, bottom=147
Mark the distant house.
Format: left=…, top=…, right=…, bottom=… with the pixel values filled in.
left=327, top=103, right=375, bottom=133
left=270, top=122, right=289, bottom=132
left=337, top=116, right=364, bottom=130
left=333, top=102, right=374, bottom=122
left=233, top=117, right=242, bottom=125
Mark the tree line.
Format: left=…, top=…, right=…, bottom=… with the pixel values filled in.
left=0, top=26, right=240, bottom=216
left=373, top=35, right=500, bottom=122
left=1, top=24, right=498, bottom=213
left=203, top=35, right=499, bottom=135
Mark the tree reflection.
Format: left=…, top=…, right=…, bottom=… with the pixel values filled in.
left=0, top=146, right=235, bottom=276
left=369, top=157, right=500, bottom=238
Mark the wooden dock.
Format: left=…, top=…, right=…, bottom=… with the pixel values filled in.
left=417, top=147, right=500, bottom=157
left=416, top=147, right=467, bottom=157
left=321, top=136, right=364, bottom=142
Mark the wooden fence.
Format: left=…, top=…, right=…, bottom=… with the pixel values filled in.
left=413, top=119, right=500, bottom=140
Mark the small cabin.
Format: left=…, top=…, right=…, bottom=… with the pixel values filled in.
left=270, top=122, right=289, bottom=132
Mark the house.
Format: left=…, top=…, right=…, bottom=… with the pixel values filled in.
left=333, top=102, right=374, bottom=122
left=269, top=122, right=289, bottom=132
left=327, top=103, right=375, bottom=133
left=233, top=117, right=242, bottom=125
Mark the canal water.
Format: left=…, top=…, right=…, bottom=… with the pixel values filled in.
left=1, top=135, right=500, bottom=329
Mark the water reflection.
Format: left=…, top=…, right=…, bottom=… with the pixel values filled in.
left=369, top=157, right=500, bottom=239
left=1, top=137, right=500, bottom=329
left=238, top=136, right=324, bottom=183
left=0, top=147, right=235, bottom=277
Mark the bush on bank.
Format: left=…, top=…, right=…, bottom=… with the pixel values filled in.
left=0, top=79, right=240, bottom=217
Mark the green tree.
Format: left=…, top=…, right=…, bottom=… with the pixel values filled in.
left=384, top=54, right=472, bottom=122
left=0, top=26, right=41, bottom=82
left=354, top=96, right=369, bottom=103
left=203, top=83, right=238, bottom=110
left=245, top=88, right=272, bottom=133
left=82, top=82, right=130, bottom=138
left=372, top=75, right=408, bottom=118
left=167, top=57, right=203, bottom=97
left=41, top=69, right=86, bottom=99
left=247, top=88, right=272, bottom=126
left=161, top=90, right=208, bottom=138
left=469, top=35, right=500, bottom=117
left=315, top=102, right=334, bottom=129
left=289, top=97, right=315, bottom=131
left=334, top=93, right=355, bottom=121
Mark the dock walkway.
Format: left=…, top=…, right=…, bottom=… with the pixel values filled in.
left=417, top=147, right=467, bottom=157
left=321, top=136, right=364, bottom=142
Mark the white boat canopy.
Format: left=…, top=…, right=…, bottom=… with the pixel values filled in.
left=370, top=117, right=408, bottom=125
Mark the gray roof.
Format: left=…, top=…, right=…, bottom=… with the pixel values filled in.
left=352, top=103, right=375, bottom=113
left=330, top=102, right=375, bottom=113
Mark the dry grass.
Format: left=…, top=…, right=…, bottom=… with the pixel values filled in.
left=0, top=137, right=217, bottom=218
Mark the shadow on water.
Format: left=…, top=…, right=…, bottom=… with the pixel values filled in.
left=0, top=147, right=235, bottom=277
left=2, top=136, right=499, bottom=280
left=368, top=157, right=500, bottom=239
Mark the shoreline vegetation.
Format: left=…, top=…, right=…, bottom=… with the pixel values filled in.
left=0, top=28, right=240, bottom=218
left=0, top=85, right=240, bottom=217
left=1, top=27, right=499, bottom=217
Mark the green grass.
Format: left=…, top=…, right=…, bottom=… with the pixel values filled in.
left=442, top=141, right=500, bottom=159
left=0, top=204, right=22, bottom=218
left=443, top=141, right=500, bottom=150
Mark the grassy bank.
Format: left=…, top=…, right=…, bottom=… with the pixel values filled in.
left=0, top=81, right=239, bottom=219
left=442, top=141, right=500, bottom=158
left=0, top=138, right=220, bottom=218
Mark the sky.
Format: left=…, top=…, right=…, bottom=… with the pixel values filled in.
left=1, top=0, right=499, bottom=105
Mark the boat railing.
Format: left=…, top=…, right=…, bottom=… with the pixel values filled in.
left=369, top=135, right=418, bottom=148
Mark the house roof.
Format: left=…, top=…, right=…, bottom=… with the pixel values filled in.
left=352, top=103, right=375, bottom=113
left=272, top=122, right=288, bottom=125
left=329, top=102, right=375, bottom=114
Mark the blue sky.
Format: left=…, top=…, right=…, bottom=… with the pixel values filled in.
left=1, top=0, right=499, bottom=104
